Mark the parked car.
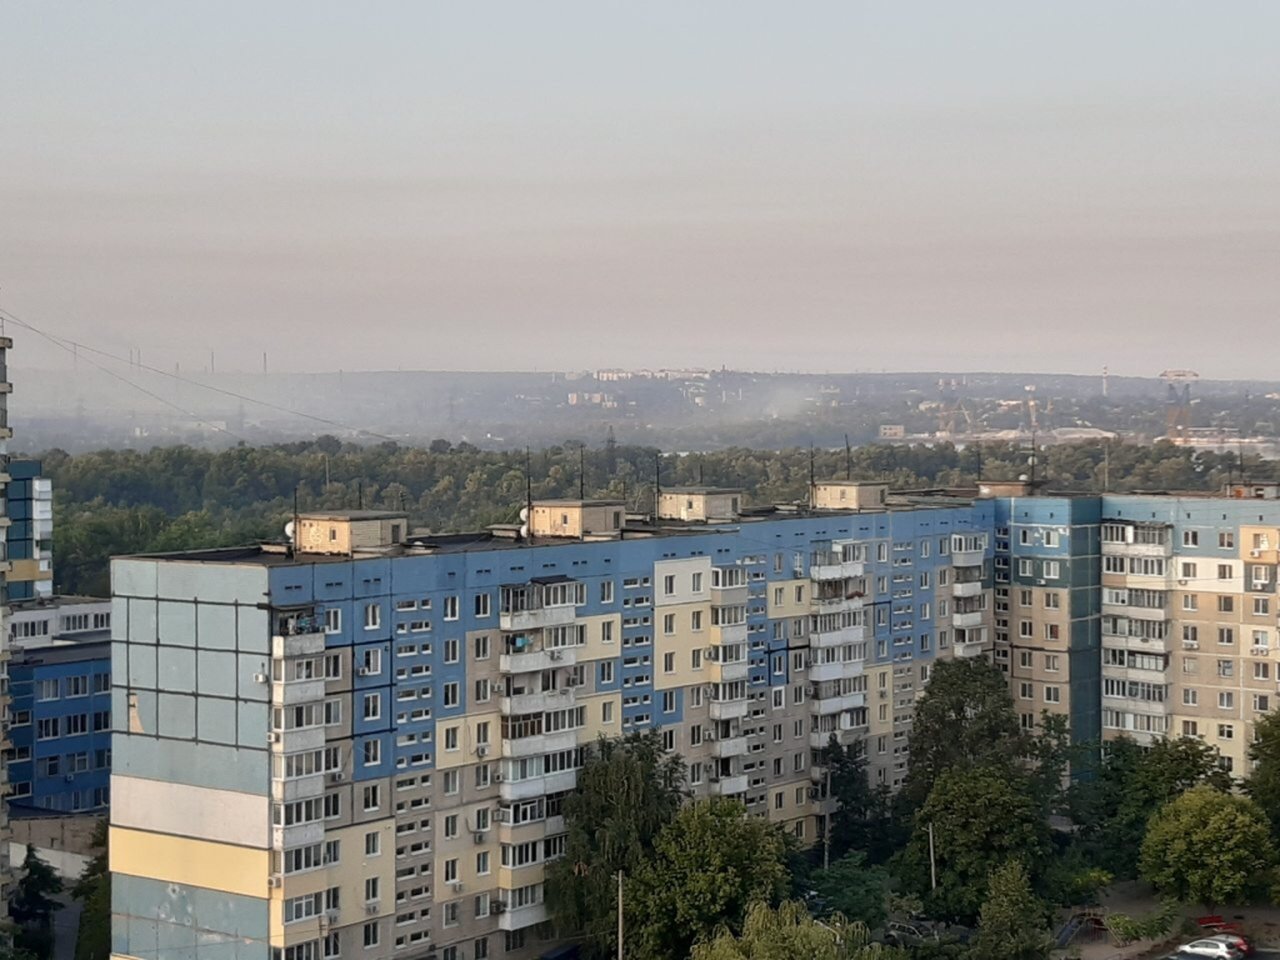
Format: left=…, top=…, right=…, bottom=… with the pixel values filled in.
left=1205, top=932, right=1254, bottom=956
left=1177, top=938, right=1245, bottom=959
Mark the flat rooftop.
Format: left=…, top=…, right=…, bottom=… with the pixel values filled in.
left=297, top=510, right=408, bottom=521
left=13, top=638, right=110, bottom=665
left=11, top=595, right=110, bottom=611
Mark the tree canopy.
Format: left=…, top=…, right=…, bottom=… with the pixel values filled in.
left=628, top=799, right=791, bottom=960
left=1246, top=710, right=1280, bottom=843
left=973, top=860, right=1051, bottom=960
left=1139, top=785, right=1276, bottom=908
left=691, top=901, right=904, bottom=960
left=545, top=731, right=685, bottom=960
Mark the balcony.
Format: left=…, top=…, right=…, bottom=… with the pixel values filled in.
left=272, top=630, right=326, bottom=659
left=810, top=624, right=866, bottom=648
left=709, top=624, right=749, bottom=646
left=271, top=773, right=326, bottom=803
left=709, top=584, right=749, bottom=607
left=270, top=725, right=326, bottom=753
left=708, top=699, right=749, bottom=721
left=709, top=735, right=748, bottom=759
left=1102, top=664, right=1168, bottom=685
left=500, top=605, right=576, bottom=633
left=810, top=557, right=865, bottom=581
left=809, top=692, right=866, bottom=715
left=709, top=773, right=748, bottom=795
left=498, top=902, right=548, bottom=932
left=951, top=610, right=985, bottom=629
left=707, top=660, right=748, bottom=683
left=952, top=548, right=984, bottom=568
left=808, top=659, right=863, bottom=683
left=501, top=729, right=579, bottom=759
left=499, top=688, right=576, bottom=716
left=500, top=646, right=578, bottom=674
left=1101, top=540, right=1172, bottom=559
left=272, top=821, right=324, bottom=850
left=952, top=580, right=984, bottom=599
left=272, top=678, right=327, bottom=706
left=812, top=594, right=865, bottom=615
left=499, top=769, right=577, bottom=802
left=953, top=639, right=987, bottom=658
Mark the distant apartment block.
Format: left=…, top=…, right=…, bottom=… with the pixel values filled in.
left=5, top=459, right=52, bottom=602
left=0, top=335, right=15, bottom=913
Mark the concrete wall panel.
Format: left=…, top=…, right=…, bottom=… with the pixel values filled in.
left=111, top=776, right=270, bottom=848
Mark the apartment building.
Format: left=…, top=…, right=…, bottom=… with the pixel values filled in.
left=7, top=637, right=112, bottom=813
left=0, top=334, right=15, bottom=914
left=5, top=459, right=53, bottom=602
left=108, top=491, right=990, bottom=960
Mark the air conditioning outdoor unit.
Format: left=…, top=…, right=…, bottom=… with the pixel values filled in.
left=268, top=731, right=281, bottom=744
left=476, top=745, right=489, bottom=758
left=253, top=672, right=269, bottom=684
left=357, top=666, right=371, bottom=677
left=473, top=832, right=487, bottom=844
left=267, top=875, right=282, bottom=888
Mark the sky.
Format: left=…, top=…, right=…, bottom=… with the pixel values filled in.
left=2, top=2, right=1278, bottom=378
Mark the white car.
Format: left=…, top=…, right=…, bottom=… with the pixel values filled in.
left=1178, top=939, right=1245, bottom=959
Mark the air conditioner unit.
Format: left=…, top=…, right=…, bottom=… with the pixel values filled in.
left=357, top=666, right=371, bottom=677
left=548, top=650, right=563, bottom=661
left=805, top=685, right=817, bottom=698
left=326, top=909, right=340, bottom=923
left=492, top=773, right=503, bottom=783
left=253, top=672, right=269, bottom=684
left=329, top=772, right=344, bottom=783
left=490, top=901, right=507, bottom=915
left=476, top=744, right=489, bottom=758
left=450, top=882, right=465, bottom=894
left=1251, top=549, right=1263, bottom=558
left=64, top=774, right=74, bottom=782
left=473, top=832, right=487, bottom=844
left=807, top=786, right=820, bottom=800
left=564, top=678, right=579, bottom=688
left=268, top=731, right=281, bottom=744
left=365, top=903, right=380, bottom=917
left=267, top=875, right=282, bottom=888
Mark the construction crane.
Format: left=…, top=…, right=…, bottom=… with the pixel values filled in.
left=1159, top=369, right=1199, bottom=443
left=936, top=378, right=973, bottom=437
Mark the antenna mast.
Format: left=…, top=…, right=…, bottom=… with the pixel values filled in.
left=844, top=434, right=852, bottom=481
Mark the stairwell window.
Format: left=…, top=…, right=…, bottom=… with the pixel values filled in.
left=364, top=604, right=381, bottom=630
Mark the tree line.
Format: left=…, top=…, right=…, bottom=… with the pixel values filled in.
left=41, top=436, right=1278, bottom=596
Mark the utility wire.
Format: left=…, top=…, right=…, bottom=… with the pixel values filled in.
left=0, top=305, right=400, bottom=443
left=2, top=307, right=251, bottom=443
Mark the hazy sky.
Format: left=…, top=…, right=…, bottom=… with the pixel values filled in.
left=3, top=3, right=1278, bottom=378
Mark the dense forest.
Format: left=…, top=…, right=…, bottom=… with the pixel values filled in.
left=42, top=436, right=1279, bottom=596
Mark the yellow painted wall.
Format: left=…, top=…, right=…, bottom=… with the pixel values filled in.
left=437, top=710, right=502, bottom=770
left=654, top=600, right=711, bottom=690
left=110, top=827, right=269, bottom=899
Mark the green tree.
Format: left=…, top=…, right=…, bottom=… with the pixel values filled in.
left=823, top=736, right=900, bottom=863
left=901, top=659, right=1025, bottom=810
left=544, top=732, right=685, bottom=960
left=810, top=852, right=891, bottom=929
left=1139, top=785, right=1275, bottom=909
left=691, top=901, right=905, bottom=960
left=1246, top=710, right=1280, bottom=841
left=628, top=799, right=791, bottom=960
left=973, top=860, right=1051, bottom=960
left=72, top=819, right=109, bottom=960
left=10, top=845, right=64, bottom=929
left=902, top=765, right=1051, bottom=924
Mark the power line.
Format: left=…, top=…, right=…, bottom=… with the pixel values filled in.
left=2, top=308, right=250, bottom=443
left=0, top=305, right=400, bottom=443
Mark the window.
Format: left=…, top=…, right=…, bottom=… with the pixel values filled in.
left=1217, top=659, right=1234, bottom=678
left=1219, top=532, right=1235, bottom=549
left=1183, top=689, right=1198, bottom=706
left=475, top=678, right=491, bottom=702
left=361, top=648, right=382, bottom=676
left=363, top=922, right=380, bottom=948
left=66, top=675, right=90, bottom=698
left=663, top=614, right=675, bottom=636
left=1218, top=596, right=1234, bottom=613
left=602, top=701, right=614, bottom=724
left=1184, top=530, right=1199, bottom=546
left=444, top=859, right=458, bottom=883
left=1043, top=561, right=1060, bottom=580
left=600, top=581, right=614, bottom=604
left=663, top=575, right=676, bottom=596
left=1218, top=691, right=1234, bottom=710
left=1044, top=686, right=1060, bottom=704
left=444, top=596, right=459, bottom=620
left=363, top=740, right=381, bottom=767
left=1255, top=598, right=1271, bottom=616
left=36, top=718, right=58, bottom=740
left=692, top=572, right=703, bottom=592
left=1218, top=564, right=1233, bottom=580
left=601, top=621, right=615, bottom=644
left=445, top=727, right=459, bottom=751
left=363, top=693, right=381, bottom=721
left=36, top=679, right=59, bottom=701
left=475, top=593, right=491, bottom=618
left=663, top=652, right=675, bottom=673
left=364, top=603, right=381, bottom=630
left=1044, top=592, right=1060, bottom=609
left=444, top=814, right=459, bottom=839
left=445, top=639, right=459, bottom=664
left=1218, top=627, right=1234, bottom=646
left=476, top=851, right=490, bottom=875
left=1183, top=594, right=1198, bottom=611
left=1218, top=723, right=1234, bottom=741
left=474, top=635, right=491, bottom=660
left=443, top=683, right=459, bottom=708
left=1044, top=655, right=1060, bottom=672
left=365, top=832, right=381, bottom=856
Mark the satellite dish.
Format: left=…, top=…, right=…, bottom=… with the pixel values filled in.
left=519, top=507, right=529, bottom=522
left=1018, top=474, right=1029, bottom=482
left=519, top=523, right=529, bottom=540
left=284, top=521, right=295, bottom=541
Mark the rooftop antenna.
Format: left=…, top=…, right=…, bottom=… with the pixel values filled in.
left=844, top=434, right=852, bottom=481
left=579, top=443, right=586, bottom=500
left=654, top=451, right=662, bottom=517
left=809, top=445, right=817, bottom=508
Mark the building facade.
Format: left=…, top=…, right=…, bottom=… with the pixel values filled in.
left=106, top=481, right=1280, bottom=960
left=108, top=493, right=991, bottom=960
left=5, top=459, right=52, bottom=602
left=0, top=334, right=14, bottom=914
left=8, top=638, right=112, bottom=813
